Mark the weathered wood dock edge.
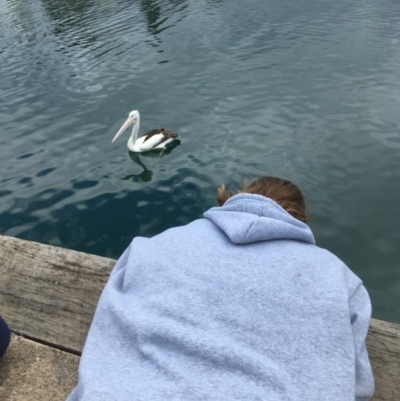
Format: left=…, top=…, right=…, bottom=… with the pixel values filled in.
left=0, top=235, right=399, bottom=401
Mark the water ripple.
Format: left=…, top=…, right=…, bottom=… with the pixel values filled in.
left=1, top=0, right=400, bottom=322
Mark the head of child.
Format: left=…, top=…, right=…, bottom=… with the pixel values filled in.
left=217, top=176, right=309, bottom=222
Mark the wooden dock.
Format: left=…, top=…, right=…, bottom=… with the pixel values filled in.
left=0, top=234, right=399, bottom=400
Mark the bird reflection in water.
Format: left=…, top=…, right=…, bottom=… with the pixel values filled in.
left=121, top=142, right=180, bottom=183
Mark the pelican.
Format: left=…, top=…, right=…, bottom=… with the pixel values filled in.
left=111, top=110, right=179, bottom=153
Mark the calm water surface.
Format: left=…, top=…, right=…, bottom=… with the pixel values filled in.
left=1, top=0, right=400, bottom=323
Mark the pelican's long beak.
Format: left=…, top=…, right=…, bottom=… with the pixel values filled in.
left=111, top=117, right=135, bottom=143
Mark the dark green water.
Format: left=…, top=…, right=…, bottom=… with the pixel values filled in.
left=1, top=0, right=400, bottom=323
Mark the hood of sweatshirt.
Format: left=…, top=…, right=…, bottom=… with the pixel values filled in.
left=204, top=194, right=315, bottom=245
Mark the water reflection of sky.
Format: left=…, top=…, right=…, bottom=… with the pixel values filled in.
left=1, top=0, right=400, bottom=323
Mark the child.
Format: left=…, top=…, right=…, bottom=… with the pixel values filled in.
left=67, top=176, right=374, bottom=401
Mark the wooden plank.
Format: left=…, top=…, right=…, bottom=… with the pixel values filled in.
left=1, top=234, right=400, bottom=400
left=0, top=234, right=115, bottom=354
left=0, top=334, right=79, bottom=401
left=367, top=319, right=400, bottom=401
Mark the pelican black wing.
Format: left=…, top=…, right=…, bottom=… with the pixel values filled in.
left=143, top=128, right=179, bottom=145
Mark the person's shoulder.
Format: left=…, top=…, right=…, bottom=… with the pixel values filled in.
left=311, top=244, right=363, bottom=292
left=142, top=218, right=215, bottom=242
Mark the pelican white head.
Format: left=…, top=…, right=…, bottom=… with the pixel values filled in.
left=112, top=110, right=140, bottom=143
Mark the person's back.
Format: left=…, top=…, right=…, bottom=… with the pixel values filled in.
left=67, top=177, right=374, bottom=401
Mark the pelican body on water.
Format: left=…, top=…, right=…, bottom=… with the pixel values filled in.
left=111, top=110, right=179, bottom=153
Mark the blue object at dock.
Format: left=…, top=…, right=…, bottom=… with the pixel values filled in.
left=0, top=315, right=10, bottom=357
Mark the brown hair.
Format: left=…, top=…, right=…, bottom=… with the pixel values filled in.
left=217, top=176, right=309, bottom=222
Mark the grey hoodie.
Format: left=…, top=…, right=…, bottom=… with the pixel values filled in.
left=67, top=194, right=374, bottom=401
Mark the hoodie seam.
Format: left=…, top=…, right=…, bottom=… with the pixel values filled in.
left=226, top=195, right=286, bottom=215
left=240, top=220, right=256, bottom=244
